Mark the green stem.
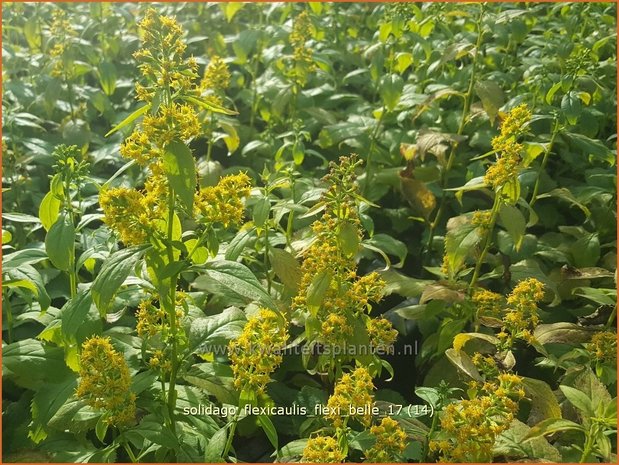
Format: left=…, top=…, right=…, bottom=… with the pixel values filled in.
left=579, top=426, right=596, bottom=463
left=424, top=7, right=485, bottom=255
left=4, top=294, right=14, bottom=344
left=530, top=119, right=560, bottom=206
left=206, top=114, right=215, bottom=163
left=363, top=106, right=387, bottom=197
left=469, top=193, right=501, bottom=291
left=263, top=225, right=272, bottom=293
left=223, top=411, right=240, bottom=460
left=422, top=408, right=441, bottom=461
left=122, top=439, right=138, bottom=463
left=164, top=188, right=179, bottom=435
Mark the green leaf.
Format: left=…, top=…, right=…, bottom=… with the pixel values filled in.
left=445, top=348, right=483, bottom=381
left=3, top=248, right=48, bottom=269
left=163, top=140, right=196, bottom=212
left=474, top=80, right=504, bottom=124
left=380, top=74, right=404, bottom=111
left=180, top=95, right=238, bottom=115
left=29, top=376, right=78, bottom=444
left=270, top=248, right=302, bottom=292
left=221, top=1, right=244, bottom=22
left=219, top=121, right=240, bottom=155
left=524, top=418, right=584, bottom=441
left=225, top=227, right=256, bottom=261
left=252, top=197, right=270, bottom=227
left=306, top=269, right=333, bottom=314
left=545, top=81, right=562, bottom=105
left=187, top=307, right=246, bottom=355
left=39, top=191, right=62, bottom=231
left=444, top=216, right=481, bottom=277
left=571, top=233, right=600, bottom=267
left=95, top=415, right=109, bottom=443
left=105, top=104, right=151, bottom=137
left=365, top=233, right=407, bottom=268
left=561, top=91, right=582, bottom=125
left=204, top=427, right=227, bottom=462
left=533, top=323, right=599, bottom=345
left=45, top=212, right=75, bottom=272
left=3, top=339, right=72, bottom=390
left=194, top=260, right=276, bottom=308
left=338, top=221, right=360, bottom=257
left=560, top=385, right=594, bottom=417
left=61, top=291, right=101, bottom=345
left=258, top=414, right=279, bottom=450
left=98, top=61, right=117, bottom=96
left=499, top=204, right=526, bottom=251
left=92, top=245, right=149, bottom=315
left=523, top=377, right=562, bottom=424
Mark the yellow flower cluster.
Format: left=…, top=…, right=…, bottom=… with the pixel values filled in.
left=501, top=277, right=545, bottom=345
left=99, top=167, right=168, bottom=246
left=49, top=9, right=76, bottom=77
left=290, top=11, right=316, bottom=86
left=326, top=366, right=375, bottom=427
left=367, top=317, right=398, bottom=350
left=202, top=55, right=231, bottom=93
left=136, top=294, right=186, bottom=340
left=301, top=435, right=345, bottom=463
left=133, top=9, right=198, bottom=96
left=194, top=172, right=251, bottom=227
left=75, top=336, right=136, bottom=427
left=365, top=417, right=408, bottom=463
left=484, top=104, right=532, bottom=190
left=471, top=210, right=493, bottom=230
left=472, top=288, right=504, bottom=318
left=588, top=331, right=617, bottom=363
left=293, top=156, right=393, bottom=367
left=430, top=373, right=524, bottom=462
left=229, top=308, right=289, bottom=394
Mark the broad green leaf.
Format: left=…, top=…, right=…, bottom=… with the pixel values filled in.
left=523, top=377, right=562, bottom=424
left=338, top=221, right=360, bottom=257
left=3, top=248, right=48, bottom=269
left=98, top=61, right=117, bottom=96
left=194, top=260, right=276, bottom=308
left=221, top=1, right=244, bottom=22
left=187, top=307, right=246, bottom=355
left=380, top=74, right=404, bottom=111
left=499, top=204, right=526, bottom=251
left=3, top=339, right=72, bottom=390
left=258, top=415, right=278, bottom=450
left=364, top=234, right=407, bottom=268
left=219, top=121, right=240, bottom=155
left=105, top=104, right=150, bottom=137
left=29, top=376, right=78, bottom=444
left=45, top=212, right=75, bottom=272
left=163, top=140, right=196, bottom=212
left=559, top=385, right=594, bottom=417
left=204, top=427, right=227, bottom=462
left=474, top=80, right=504, bottom=124
left=270, top=248, right=302, bottom=291
left=252, top=197, right=270, bottom=227
left=306, top=269, right=333, bottom=314
left=39, top=191, right=62, bottom=231
left=92, top=245, right=149, bottom=315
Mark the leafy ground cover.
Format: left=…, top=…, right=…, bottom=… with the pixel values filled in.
left=2, top=2, right=617, bottom=463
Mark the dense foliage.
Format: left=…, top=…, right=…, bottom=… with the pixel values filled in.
left=2, top=2, right=617, bottom=463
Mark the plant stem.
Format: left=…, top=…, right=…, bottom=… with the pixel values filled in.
left=363, top=105, right=387, bottom=197
left=424, top=6, right=485, bottom=255
left=469, top=193, right=501, bottom=291
left=223, top=411, right=240, bottom=460
left=422, top=408, right=440, bottom=461
left=164, top=188, right=179, bottom=435
left=122, top=440, right=138, bottom=463
left=579, top=427, right=595, bottom=463
left=530, top=119, right=560, bottom=206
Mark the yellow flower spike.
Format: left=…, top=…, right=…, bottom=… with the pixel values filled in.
left=76, top=336, right=136, bottom=427
left=326, top=366, right=375, bottom=427
left=194, top=172, right=251, bottom=227
left=588, top=331, right=617, bottom=363
left=228, top=309, right=289, bottom=393
left=472, top=288, right=504, bottom=318
left=202, top=55, right=231, bottom=92
left=365, top=417, right=408, bottom=463
left=301, top=435, right=345, bottom=463
left=367, top=317, right=398, bottom=349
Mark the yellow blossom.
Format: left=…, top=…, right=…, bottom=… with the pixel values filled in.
left=228, top=309, right=289, bottom=394
left=194, top=172, right=252, bottom=227
left=326, top=366, right=375, bottom=427
left=76, top=336, right=136, bottom=427
left=365, top=417, right=408, bottom=463
left=301, top=435, right=345, bottom=463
